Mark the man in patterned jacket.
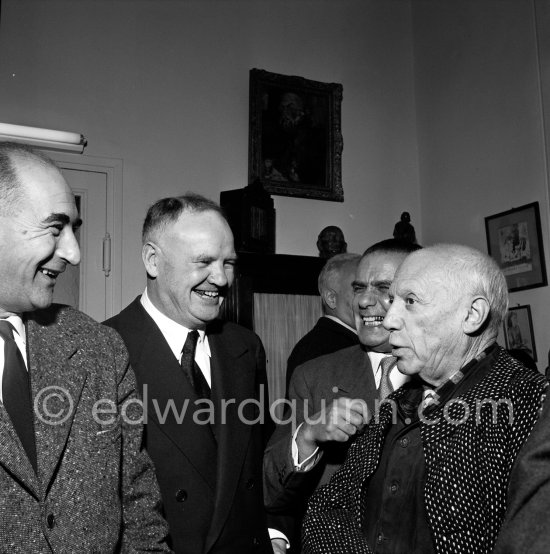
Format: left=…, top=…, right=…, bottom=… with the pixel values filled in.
left=303, top=244, right=547, bottom=554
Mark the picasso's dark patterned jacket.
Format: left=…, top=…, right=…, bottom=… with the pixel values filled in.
left=303, top=348, right=547, bottom=554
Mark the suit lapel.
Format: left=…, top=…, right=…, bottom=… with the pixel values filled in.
left=0, top=403, right=39, bottom=497
left=129, top=302, right=217, bottom=491
left=333, top=347, right=378, bottom=412
left=26, top=316, right=87, bottom=491
left=205, top=327, right=255, bottom=550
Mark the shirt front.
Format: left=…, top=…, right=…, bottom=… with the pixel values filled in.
left=0, top=315, right=27, bottom=403
left=140, top=289, right=212, bottom=386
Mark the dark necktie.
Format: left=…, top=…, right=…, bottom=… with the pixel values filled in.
left=0, top=321, right=37, bottom=472
left=378, top=355, right=397, bottom=400
left=180, top=330, right=211, bottom=399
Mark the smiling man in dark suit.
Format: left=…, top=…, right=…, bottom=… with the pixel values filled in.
left=0, top=142, right=169, bottom=552
left=106, top=194, right=283, bottom=554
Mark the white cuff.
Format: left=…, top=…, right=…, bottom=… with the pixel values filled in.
left=269, top=528, right=290, bottom=548
left=291, top=422, right=322, bottom=471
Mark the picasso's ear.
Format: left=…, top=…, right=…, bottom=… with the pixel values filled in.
left=463, top=295, right=490, bottom=335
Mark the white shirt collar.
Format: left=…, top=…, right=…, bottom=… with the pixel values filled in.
left=367, top=350, right=409, bottom=390
left=5, top=315, right=25, bottom=342
left=0, top=315, right=27, bottom=375
left=323, top=315, right=357, bottom=334
left=140, top=289, right=211, bottom=362
left=368, top=351, right=392, bottom=377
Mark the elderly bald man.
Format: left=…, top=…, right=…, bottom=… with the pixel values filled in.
left=303, top=244, right=547, bottom=554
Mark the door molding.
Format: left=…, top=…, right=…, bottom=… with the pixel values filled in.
left=50, top=152, right=123, bottom=318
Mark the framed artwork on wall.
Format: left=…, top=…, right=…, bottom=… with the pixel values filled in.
left=248, top=68, right=343, bottom=202
left=503, top=304, right=537, bottom=362
left=485, top=201, right=547, bottom=292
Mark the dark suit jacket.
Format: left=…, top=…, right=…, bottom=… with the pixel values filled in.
left=286, top=317, right=358, bottom=391
left=0, top=305, right=170, bottom=553
left=493, top=387, right=550, bottom=554
left=263, top=345, right=376, bottom=554
left=105, top=297, right=273, bottom=554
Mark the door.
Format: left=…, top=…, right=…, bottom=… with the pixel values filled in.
left=49, top=154, right=122, bottom=322
left=53, top=168, right=108, bottom=321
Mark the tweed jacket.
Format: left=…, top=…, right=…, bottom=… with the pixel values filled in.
left=302, top=347, right=548, bottom=554
left=285, top=317, right=358, bottom=390
left=105, top=297, right=274, bottom=554
left=0, top=305, right=170, bottom=553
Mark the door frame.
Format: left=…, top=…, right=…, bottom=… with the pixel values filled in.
left=49, top=152, right=123, bottom=319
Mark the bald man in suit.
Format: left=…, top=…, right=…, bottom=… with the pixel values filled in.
left=0, top=142, right=169, bottom=552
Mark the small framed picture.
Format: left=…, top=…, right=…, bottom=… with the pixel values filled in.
left=248, top=68, right=343, bottom=202
left=503, top=305, right=537, bottom=362
left=485, top=202, right=547, bottom=292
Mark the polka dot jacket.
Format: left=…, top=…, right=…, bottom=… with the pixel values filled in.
left=302, top=347, right=548, bottom=554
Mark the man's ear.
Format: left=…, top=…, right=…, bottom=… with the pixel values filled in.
left=142, top=242, right=160, bottom=278
left=463, top=296, right=490, bottom=334
left=322, top=288, right=337, bottom=310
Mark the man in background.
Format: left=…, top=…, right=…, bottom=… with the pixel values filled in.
left=0, top=142, right=169, bottom=552
left=264, top=239, right=420, bottom=551
left=106, top=194, right=285, bottom=553
left=303, top=244, right=547, bottom=554
left=285, top=253, right=360, bottom=390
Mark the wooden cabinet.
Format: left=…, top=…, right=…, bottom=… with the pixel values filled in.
left=221, top=252, right=324, bottom=329
left=221, top=252, right=325, bottom=404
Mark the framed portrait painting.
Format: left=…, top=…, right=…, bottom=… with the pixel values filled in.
left=248, top=68, right=343, bottom=202
left=503, top=305, right=537, bottom=362
left=485, top=202, right=547, bottom=292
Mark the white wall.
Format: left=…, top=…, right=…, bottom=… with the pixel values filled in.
left=0, top=0, right=421, bottom=307
left=6, top=1, right=545, bottom=364
left=412, top=0, right=550, bottom=369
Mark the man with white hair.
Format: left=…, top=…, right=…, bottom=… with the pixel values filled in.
left=303, top=244, right=547, bottom=554
left=285, top=252, right=360, bottom=390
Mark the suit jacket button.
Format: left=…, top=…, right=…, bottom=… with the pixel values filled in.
left=46, top=513, right=55, bottom=529
left=246, top=478, right=255, bottom=490
left=175, top=489, right=188, bottom=502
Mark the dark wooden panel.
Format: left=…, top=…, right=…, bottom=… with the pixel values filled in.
left=221, top=252, right=324, bottom=329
